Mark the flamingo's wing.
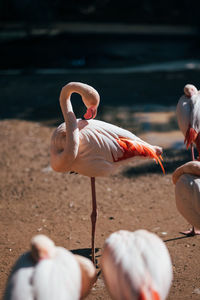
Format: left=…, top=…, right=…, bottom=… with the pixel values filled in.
left=114, top=137, right=165, bottom=173
left=79, top=119, right=124, bottom=161
left=4, top=249, right=81, bottom=300
left=32, top=247, right=81, bottom=300
left=190, top=94, right=200, bottom=132
left=101, top=230, right=172, bottom=300
left=79, top=120, right=164, bottom=173
left=187, top=95, right=200, bottom=150
left=176, top=95, right=191, bottom=137
left=176, top=94, right=200, bottom=149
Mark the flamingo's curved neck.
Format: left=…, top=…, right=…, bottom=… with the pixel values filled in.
left=58, top=84, right=80, bottom=168
left=59, top=84, right=77, bottom=121
left=50, top=82, right=99, bottom=173
left=60, top=82, right=99, bottom=122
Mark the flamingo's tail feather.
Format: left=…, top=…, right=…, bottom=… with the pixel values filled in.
left=139, top=288, right=160, bottom=300
left=115, top=138, right=165, bottom=174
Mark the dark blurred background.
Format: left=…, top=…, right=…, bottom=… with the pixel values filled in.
left=1, top=0, right=200, bottom=25
left=1, top=0, right=200, bottom=130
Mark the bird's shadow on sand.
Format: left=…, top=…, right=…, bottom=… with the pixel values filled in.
left=122, top=148, right=193, bottom=178
left=164, top=234, right=196, bottom=243
left=70, top=248, right=101, bottom=263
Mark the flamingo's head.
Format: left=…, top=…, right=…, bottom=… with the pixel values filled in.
left=60, top=82, right=100, bottom=120
left=82, top=86, right=100, bottom=120
left=31, top=234, right=56, bottom=262
left=184, top=84, right=198, bottom=98
left=84, top=106, right=98, bottom=120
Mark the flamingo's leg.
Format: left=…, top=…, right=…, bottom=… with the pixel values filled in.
left=191, top=144, right=195, bottom=161
left=180, top=226, right=200, bottom=236
left=91, top=177, right=97, bottom=264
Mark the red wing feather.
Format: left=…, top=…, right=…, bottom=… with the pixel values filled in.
left=184, top=126, right=197, bottom=149
left=114, top=138, right=165, bottom=174
left=139, top=289, right=160, bottom=300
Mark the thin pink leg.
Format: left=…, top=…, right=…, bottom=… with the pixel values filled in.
left=191, top=144, right=195, bottom=161
left=90, top=177, right=97, bottom=264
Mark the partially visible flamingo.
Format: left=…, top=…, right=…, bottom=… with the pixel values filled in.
left=50, top=82, right=165, bottom=263
left=176, top=84, right=200, bottom=160
left=172, top=161, right=200, bottom=235
left=176, top=84, right=200, bottom=234
left=101, top=229, right=173, bottom=300
left=4, top=234, right=96, bottom=300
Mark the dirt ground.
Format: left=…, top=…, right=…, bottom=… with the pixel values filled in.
left=0, top=118, right=200, bottom=300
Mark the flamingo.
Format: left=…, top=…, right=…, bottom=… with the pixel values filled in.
left=176, top=84, right=200, bottom=161
left=4, top=234, right=97, bottom=300
left=50, top=82, right=165, bottom=263
left=176, top=84, right=200, bottom=235
left=172, top=161, right=200, bottom=235
left=101, top=229, right=173, bottom=300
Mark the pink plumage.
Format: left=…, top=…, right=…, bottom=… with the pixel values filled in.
left=101, top=230, right=173, bottom=300
left=51, top=118, right=164, bottom=177
left=176, top=84, right=200, bottom=234
left=173, top=161, right=200, bottom=235
left=176, top=84, right=200, bottom=159
left=50, top=82, right=164, bottom=262
left=4, top=235, right=96, bottom=300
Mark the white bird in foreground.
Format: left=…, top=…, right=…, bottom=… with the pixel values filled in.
left=101, top=230, right=173, bottom=300
left=50, top=82, right=164, bottom=263
left=172, top=161, right=200, bottom=235
left=176, top=83, right=200, bottom=160
left=4, top=234, right=97, bottom=300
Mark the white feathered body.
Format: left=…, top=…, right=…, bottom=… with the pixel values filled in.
left=51, top=119, right=163, bottom=177
left=101, top=230, right=173, bottom=300
left=4, top=248, right=81, bottom=300
left=174, top=161, right=200, bottom=229
left=176, top=92, right=200, bottom=148
left=176, top=94, right=191, bottom=137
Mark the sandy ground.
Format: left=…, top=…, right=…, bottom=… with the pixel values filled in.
left=0, top=118, right=200, bottom=300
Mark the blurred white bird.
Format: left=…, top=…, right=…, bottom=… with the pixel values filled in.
left=173, top=161, right=200, bottom=236
left=4, top=234, right=96, bottom=300
left=101, top=229, right=173, bottom=300
left=176, top=84, right=200, bottom=160
left=50, top=82, right=164, bottom=263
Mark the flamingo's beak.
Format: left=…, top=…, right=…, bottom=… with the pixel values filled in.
left=83, top=106, right=97, bottom=120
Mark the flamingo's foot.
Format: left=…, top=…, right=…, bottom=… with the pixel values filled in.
left=180, top=228, right=200, bottom=236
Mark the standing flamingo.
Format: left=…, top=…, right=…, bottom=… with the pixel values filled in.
left=4, top=234, right=96, bottom=300
left=50, top=82, right=165, bottom=263
left=176, top=84, right=200, bottom=160
left=172, top=161, right=200, bottom=235
left=101, top=229, right=173, bottom=300
left=176, top=84, right=200, bottom=234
